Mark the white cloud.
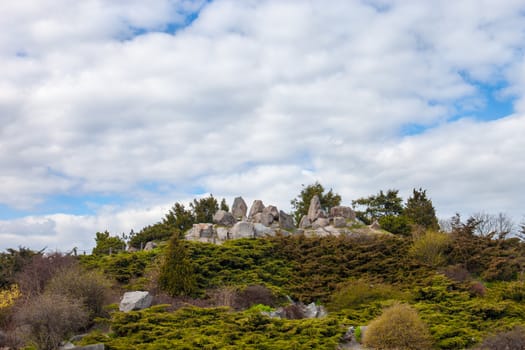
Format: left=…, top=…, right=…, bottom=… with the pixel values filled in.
left=1, top=0, right=525, bottom=251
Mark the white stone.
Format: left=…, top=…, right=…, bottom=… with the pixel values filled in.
left=119, top=291, right=153, bottom=312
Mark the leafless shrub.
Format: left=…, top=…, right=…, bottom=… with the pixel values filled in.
left=469, top=281, right=487, bottom=297
left=472, top=212, right=514, bottom=239
left=441, top=264, right=472, bottom=283
left=45, top=265, right=111, bottom=319
left=16, top=253, right=76, bottom=298
left=281, top=304, right=305, bottom=319
left=209, top=286, right=238, bottom=308
left=475, top=326, right=525, bottom=350
left=234, top=285, right=277, bottom=310
left=15, top=293, right=88, bottom=350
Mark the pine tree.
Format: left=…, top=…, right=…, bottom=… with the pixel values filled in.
left=158, top=233, right=197, bottom=297
left=404, top=188, right=439, bottom=230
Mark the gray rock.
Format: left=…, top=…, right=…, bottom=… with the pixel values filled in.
left=303, top=302, right=327, bottom=318
left=59, top=343, right=76, bottom=350
left=253, top=223, right=275, bottom=237
left=230, top=221, right=255, bottom=239
left=330, top=206, right=356, bottom=220
left=231, top=197, right=248, bottom=220
left=312, top=218, right=330, bottom=228
left=119, top=291, right=153, bottom=312
left=213, top=210, right=235, bottom=226
left=333, top=216, right=346, bottom=228
left=307, top=195, right=326, bottom=222
left=299, top=215, right=311, bottom=229
left=248, top=200, right=265, bottom=219
left=188, top=223, right=215, bottom=238
left=143, top=241, right=157, bottom=251
left=370, top=220, right=381, bottom=230
left=263, top=205, right=279, bottom=220
left=216, top=227, right=229, bottom=241
left=253, top=212, right=274, bottom=226
left=279, top=210, right=295, bottom=230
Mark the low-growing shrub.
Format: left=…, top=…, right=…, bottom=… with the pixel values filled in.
left=328, top=278, right=406, bottom=311
left=363, top=303, right=433, bottom=350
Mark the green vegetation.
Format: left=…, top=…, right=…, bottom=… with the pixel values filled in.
left=79, top=305, right=343, bottom=349
left=159, top=234, right=197, bottom=296
left=363, top=303, right=433, bottom=350
left=3, top=186, right=525, bottom=349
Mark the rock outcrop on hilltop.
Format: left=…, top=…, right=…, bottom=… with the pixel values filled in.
left=185, top=196, right=384, bottom=244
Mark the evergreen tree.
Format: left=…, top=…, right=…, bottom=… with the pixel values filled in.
left=158, top=233, right=197, bottom=297
left=191, top=195, right=219, bottom=223
left=220, top=198, right=229, bottom=212
left=352, top=189, right=403, bottom=224
left=290, top=182, right=342, bottom=224
left=92, top=231, right=126, bottom=255
left=404, top=188, right=439, bottom=230
left=163, top=202, right=195, bottom=232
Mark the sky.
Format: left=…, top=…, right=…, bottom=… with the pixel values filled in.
left=1, top=0, right=525, bottom=253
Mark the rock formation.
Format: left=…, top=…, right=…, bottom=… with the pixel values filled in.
left=231, top=197, right=248, bottom=220
left=119, top=291, right=152, bottom=312
left=184, top=195, right=371, bottom=244
left=213, top=210, right=235, bottom=226
left=248, top=200, right=265, bottom=219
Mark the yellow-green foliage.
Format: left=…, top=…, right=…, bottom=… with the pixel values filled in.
left=79, top=305, right=344, bottom=349
left=363, top=303, right=433, bottom=350
left=410, top=230, right=450, bottom=267
left=328, top=278, right=408, bottom=312
left=0, top=284, right=20, bottom=309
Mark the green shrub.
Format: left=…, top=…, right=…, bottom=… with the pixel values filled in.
left=379, top=215, right=412, bottom=236
left=363, top=303, right=433, bottom=350
left=500, top=280, right=525, bottom=302
left=328, top=278, right=406, bottom=311
left=410, top=230, right=450, bottom=267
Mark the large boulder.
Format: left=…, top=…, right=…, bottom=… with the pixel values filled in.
left=252, top=212, right=274, bottom=227
left=230, top=221, right=255, bottom=239
left=253, top=223, right=275, bottom=237
left=279, top=210, right=295, bottom=230
left=119, top=291, right=152, bottom=312
left=312, top=218, right=330, bottom=229
left=187, top=223, right=215, bottom=239
left=333, top=216, right=346, bottom=228
left=216, top=227, right=229, bottom=241
left=263, top=205, right=279, bottom=220
left=213, top=210, right=235, bottom=226
left=231, top=197, right=248, bottom=220
left=299, top=216, right=311, bottom=229
left=248, top=200, right=265, bottom=219
left=307, top=195, right=325, bottom=222
left=330, top=206, right=356, bottom=220
left=303, top=302, right=327, bottom=318
left=143, top=241, right=157, bottom=251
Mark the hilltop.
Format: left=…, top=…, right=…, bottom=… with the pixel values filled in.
left=1, top=185, right=525, bottom=349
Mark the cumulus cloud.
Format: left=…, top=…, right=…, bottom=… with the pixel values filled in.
left=1, top=0, right=525, bottom=251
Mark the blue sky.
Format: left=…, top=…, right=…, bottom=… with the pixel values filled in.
left=1, top=0, right=525, bottom=252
